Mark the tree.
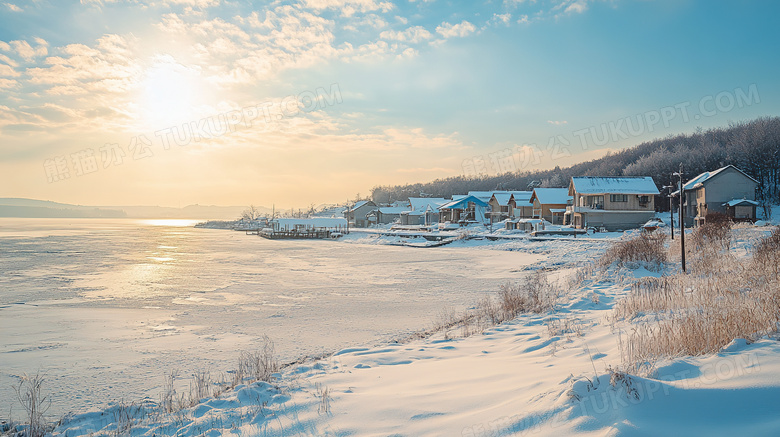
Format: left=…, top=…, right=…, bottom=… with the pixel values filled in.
left=241, top=205, right=260, bottom=221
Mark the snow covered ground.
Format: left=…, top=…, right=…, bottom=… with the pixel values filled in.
left=6, top=218, right=780, bottom=436
left=44, top=222, right=780, bottom=436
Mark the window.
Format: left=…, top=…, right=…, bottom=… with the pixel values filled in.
left=610, top=194, right=628, bottom=202
left=638, top=195, right=650, bottom=207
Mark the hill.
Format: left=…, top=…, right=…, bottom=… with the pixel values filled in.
left=370, top=117, right=780, bottom=211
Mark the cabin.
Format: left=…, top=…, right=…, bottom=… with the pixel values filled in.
left=530, top=188, right=570, bottom=224
left=568, top=176, right=659, bottom=231
left=679, top=165, right=758, bottom=226
left=487, top=191, right=533, bottom=222
left=400, top=198, right=447, bottom=226
left=343, top=200, right=377, bottom=227
left=439, top=195, right=489, bottom=224
left=369, top=206, right=407, bottom=225
left=510, top=192, right=534, bottom=219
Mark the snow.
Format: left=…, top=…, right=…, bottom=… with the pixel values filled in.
left=683, top=165, right=759, bottom=191
left=571, top=177, right=660, bottom=195
left=7, top=219, right=780, bottom=436
left=52, top=226, right=780, bottom=436
left=723, top=198, right=759, bottom=207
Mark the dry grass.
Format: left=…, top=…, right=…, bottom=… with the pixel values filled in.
left=600, top=232, right=668, bottom=269
left=437, top=270, right=560, bottom=339
left=13, top=372, right=50, bottom=437
left=615, top=225, right=780, bottom=374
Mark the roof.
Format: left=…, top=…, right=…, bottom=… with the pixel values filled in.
left=549, top=208, right=567, bottom=213
left=531, top=188, right=571, bottom=205
left=683, top=165, right=759, bottom=191
left=377, top=207, right=408, bottom=215
left=570, top=177, right=659, bottom=195
left=491, top=192, right=514, bottom=206
left=408, top=197, right=448, bottom=212
left=723, top=199, right=759, bottom=207
left=469, top=190, right=530, bottom=203
left=439, top=195, right=489, bottom=210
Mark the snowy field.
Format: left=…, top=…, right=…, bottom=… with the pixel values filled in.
left=0, top=219, right=610, bottom=420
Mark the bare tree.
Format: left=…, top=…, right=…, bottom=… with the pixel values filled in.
left=241, top=205, right=260, bottom=221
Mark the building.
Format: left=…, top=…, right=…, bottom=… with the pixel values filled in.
left=269, top=218, right=348, bottom=233
left=680, top=165, right=759, bottom=226
left=487, top=191, right=533, bottom=222
left=343, top=200, right=377, bottom=227
left=529, top=188, right=570, bottom=224
left=510, top=192, right=534, bottom=219
left=439, top=195, right=489, bottom=224
left=369, top=206, right=408, bottom=224
left=568, top=176, right=659, bottom=231
left=400, top=198, right=447, bottom=226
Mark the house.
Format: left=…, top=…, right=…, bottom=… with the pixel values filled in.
left=343, top=200, right=377, bottom=227
left=679, top=165, right=758, bottom=226
left=369, top=206, right=408, bottom=225
left=400, top=198, right=447, bottom=226
left=530, top=188, right=571, bottom=224
left=568, top=176, right=659, bottom=231
left=510, top=192, right=534, bottom=219
left=487, top=191, right=533, bottom=222
left=438, top=195, right=489, bottom=224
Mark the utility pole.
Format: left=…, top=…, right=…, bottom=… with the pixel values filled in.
left=669, top=176, right=675, bottom=240
left=676, top=164, right=686, bottom=273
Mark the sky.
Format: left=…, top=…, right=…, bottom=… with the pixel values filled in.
left=1, top=0, right=778, bottom=208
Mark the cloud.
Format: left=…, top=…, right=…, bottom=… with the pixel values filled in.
left=380, top=26, right=432, bottom=43
left=11, top=39, right=48, bottom=60
left=435, top=20, right=476, bottom=39
left=301, top=0, right=394, bottom=17
left=4, top=3, right=21, bottom=12
left=547, top=120, right=568, bottom=125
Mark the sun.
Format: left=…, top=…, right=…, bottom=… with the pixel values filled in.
left=139, top=59, right=201, bottom=128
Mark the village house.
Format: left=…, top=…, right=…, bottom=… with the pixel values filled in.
left=487, top=191, right=533, bottom=222
left=438, top=195, right=489, bottom=224
left=368, top=206, right=408, bottom=225
left=511, top=192, right=534, bottom=219
left=567, top=176, right=659, bottom=231
left=343, top=200, right=377, bottom=228
left=530, top=188, right=570, bottom=224
left=680, top=165, right=759, bottom=226
left=400, top=197, right=448, bottom=226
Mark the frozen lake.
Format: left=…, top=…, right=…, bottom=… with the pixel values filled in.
left=0, top=219, right=544, bottom=417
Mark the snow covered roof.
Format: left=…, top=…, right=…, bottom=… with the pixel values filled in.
left=549, top=208, right=567, bottom=213
left=377, top=207, right=408, bottom=214
left=490, top=192, right=513, bottom=206
left=531, top=188, right=571, bottom=205
left=570, top=177, right=659, bottom=195
left=440, top=195, right=489, bottom=210
left=683, top=165, right=758, bottom=191
left=723, top=199, right=759, bottom=207
left=467, top=191, right=497, bottom=202
left=408, top=197, right=448, bottom=212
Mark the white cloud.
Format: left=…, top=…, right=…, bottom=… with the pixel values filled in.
left=547, top=120, right=568, bottom=125
left=435, top=20, right=476, bottom=39
left=301, top=0, right=394, bottom=17
left=380, top=26, right=432, bottom=43
left=4, top=3, right=21, bottom=12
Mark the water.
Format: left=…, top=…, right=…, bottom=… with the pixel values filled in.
left=0, top=219, right=541, bottom=418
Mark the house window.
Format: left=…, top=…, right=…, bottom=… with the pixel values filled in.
left=586, top=195, right=604, bottom=209
left=638, top=195, right=650, bottom=207
left=610, top=194, right=628, bottom=202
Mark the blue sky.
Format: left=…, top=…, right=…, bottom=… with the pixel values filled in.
left=1, top=0, right=778, bottom=207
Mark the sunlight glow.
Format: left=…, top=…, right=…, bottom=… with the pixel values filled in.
left=140, top=60, right=201, bottom=127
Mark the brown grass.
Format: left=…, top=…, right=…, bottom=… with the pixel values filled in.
left=615, top=225, right=780, bottom=374
left=600, top=232, right=668, bottom=269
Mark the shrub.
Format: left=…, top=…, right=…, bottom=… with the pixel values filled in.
left=600, top=232, right=668, bottom=268
left=13, top=373, right=50, bottom=437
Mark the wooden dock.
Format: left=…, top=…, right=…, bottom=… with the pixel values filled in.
left=257, top=230, right=337, bottom=239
